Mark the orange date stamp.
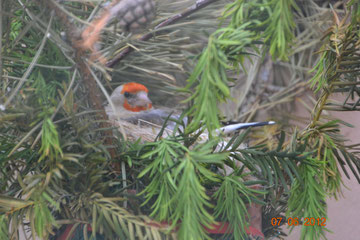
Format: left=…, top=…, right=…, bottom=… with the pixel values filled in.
left=270, top=217, right=327, bottom=227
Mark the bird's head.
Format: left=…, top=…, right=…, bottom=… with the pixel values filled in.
left=110, top=82, right=153, bottom=112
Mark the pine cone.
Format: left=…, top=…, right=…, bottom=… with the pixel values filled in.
left=114, top=0, right=156, bottom=32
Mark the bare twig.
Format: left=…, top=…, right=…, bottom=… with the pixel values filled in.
left=106, top=0, right=220, bottom=68
left=30, top=70, right=79, bottom=149
left=3, top=12, right=53, bottom=109
left=40, top=0, right=117, bottom=160
left=0, top=0, right=3, bottom=84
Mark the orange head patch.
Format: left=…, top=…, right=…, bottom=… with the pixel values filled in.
left=121, top=82, right=152, bottom=112
left=121, top=82, right=149, bottom=94
left=123, top=101, right=152, bottom=112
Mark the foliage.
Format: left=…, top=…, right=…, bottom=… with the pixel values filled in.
left=213, top=175, right=265, bottom=240
left=184, top=0, right=298, bottom=134
left=285, top=3, right=360, bottom=238
left=287, top=161, right=328, bottom=239
left=0, top=214, right=9, bottom=240
left=0, top=0, right=359, bottom=240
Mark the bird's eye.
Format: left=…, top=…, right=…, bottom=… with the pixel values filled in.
left=124, top=92, right=131, bottom=98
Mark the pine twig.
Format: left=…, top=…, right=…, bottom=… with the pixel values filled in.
left=0, top=0, right=3, bottom=84
left=106, top=0, right=220, bottom=68
left=39, top=0, right=117, bottom=159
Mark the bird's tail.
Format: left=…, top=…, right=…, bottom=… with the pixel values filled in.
left=218, top=121, right=276, bottom=134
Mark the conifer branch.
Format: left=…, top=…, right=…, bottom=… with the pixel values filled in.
left=106, top=0, right=220, bottom=67
left=40, top=0, right=117, bottom=158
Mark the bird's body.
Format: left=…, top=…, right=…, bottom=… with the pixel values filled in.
left=105, top=82, right=180, bottom=140
left=106, top=82, right=274, bottom=141
left=106, top=82, right=267, bottom=238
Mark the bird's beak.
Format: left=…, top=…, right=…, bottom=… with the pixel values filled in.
left=136, top=92, right=152, bottom=108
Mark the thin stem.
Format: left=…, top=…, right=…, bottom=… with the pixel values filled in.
left=106, top=0, right=220, bottom=67
left=40, top=0, right=117, bottom=161
left=3, top=12, right=53, bottom=109
left=0, top=0, right=3, bottom=84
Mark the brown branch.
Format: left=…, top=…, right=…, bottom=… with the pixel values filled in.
left=106, top=0, right=220, bottom=68
left=40, top=0, right=116, bottom=158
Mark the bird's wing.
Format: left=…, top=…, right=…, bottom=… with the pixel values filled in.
left=218, top=121, right=276, bottom=134
left=108, top=106, right=275, bottom=141
left=122, top=109, right=186, bottom=130
left=121, top=108, right=275, bottom=135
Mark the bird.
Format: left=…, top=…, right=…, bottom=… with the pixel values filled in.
left=105, top=82, right=268, bottom=239
left=105, top=82, right=275, bottom=141
left=105, top=82, right=153, bottom=119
